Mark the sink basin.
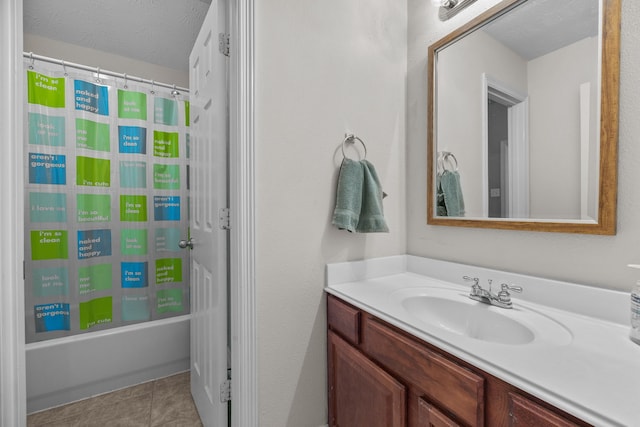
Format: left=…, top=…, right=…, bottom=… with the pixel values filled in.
left=403, top=296, right=534, bottom=344
left=393, top=287, right=572, bottom=346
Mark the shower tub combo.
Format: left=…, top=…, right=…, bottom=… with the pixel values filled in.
left=26, top=315, right=190, bottom=413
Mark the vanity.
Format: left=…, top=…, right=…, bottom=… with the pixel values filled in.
left=325, top=256, right=639, bottom=427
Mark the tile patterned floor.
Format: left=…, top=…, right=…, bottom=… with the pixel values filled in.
left=27, top=372, right=203, bottom=427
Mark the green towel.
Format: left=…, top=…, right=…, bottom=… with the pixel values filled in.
left=437, top=170, right=465, bottom=216
left=332, top=158, right=389, bottom=233
left=332, top=158, right=363, bottom=232
left=356, top=160, right=389, bottom=233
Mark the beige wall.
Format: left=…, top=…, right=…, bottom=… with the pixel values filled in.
left=255, top=0, right=407, bottom=425
left=408, top=0, right=640, bottom=292
left=24, top=34, right=188, bottom=88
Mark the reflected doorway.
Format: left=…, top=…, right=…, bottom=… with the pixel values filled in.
left=483, top=74, right=530, bottom=218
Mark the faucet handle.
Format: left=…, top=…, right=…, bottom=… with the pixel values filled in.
left=501, top=283, right=522, bottom=293
left=497, top=283, right=522, bottom=304
left=463, top=276, right=479, bottom=285
left=463, top=276, right=482, bottom=296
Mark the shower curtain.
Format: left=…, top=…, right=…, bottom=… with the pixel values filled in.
left=23, top=61, right=190, bottom=343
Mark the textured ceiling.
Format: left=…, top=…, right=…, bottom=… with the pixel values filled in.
left=24, top=0, right=211, bottom=71
left=483, top=0, right=599, bottom=61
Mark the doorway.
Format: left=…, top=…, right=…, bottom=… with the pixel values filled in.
left=0, top=1, right=257, bottom=426
left=482, top=73, right=530, bottom=219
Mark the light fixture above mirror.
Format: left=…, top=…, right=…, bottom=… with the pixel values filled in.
left=431, top=0, right=479, bottom=20
left=427, top=0, right=621, bottom=234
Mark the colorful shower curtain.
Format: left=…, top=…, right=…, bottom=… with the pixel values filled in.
left=23, top=61, right=190, bottom=343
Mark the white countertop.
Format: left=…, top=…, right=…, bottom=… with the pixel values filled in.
left=325, top=255, right=640, bottom=427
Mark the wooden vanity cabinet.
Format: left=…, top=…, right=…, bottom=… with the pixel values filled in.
left=327, top=294, right=591, bottom=427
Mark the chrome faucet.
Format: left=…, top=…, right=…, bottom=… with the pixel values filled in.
left=463, top=276, right=522, bottom=309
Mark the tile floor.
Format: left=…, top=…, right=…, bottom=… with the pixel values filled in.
left=27, top=371, right=203, bottom=427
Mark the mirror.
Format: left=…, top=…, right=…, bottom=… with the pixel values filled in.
left=427, top=0, right=620, bottom=234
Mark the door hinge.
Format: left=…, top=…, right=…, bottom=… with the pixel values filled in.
left=219, top=207, right=230, bottom=230
left=220, top=379, right=231, bottom=403
left=218, top=33, right=230, bottom=57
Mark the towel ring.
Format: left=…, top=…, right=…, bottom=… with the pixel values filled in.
left=342, top=134, right=367, bottom=160
left=437, top=151, right=458, bottom=175
left=443, top=152, right=458, bottom=170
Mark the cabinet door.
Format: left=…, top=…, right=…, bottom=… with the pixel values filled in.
left=363, top=316, right=484, bottom=426
left=418, top=398, right=461, bottom=427
left=508, top=393, right=581, bottom=427
left=328, top=331, right=406, bottom=427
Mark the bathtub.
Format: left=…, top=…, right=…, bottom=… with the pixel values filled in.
left=25, top=315, right=190, bottom=413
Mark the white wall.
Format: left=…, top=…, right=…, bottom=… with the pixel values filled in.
left=527, top=37, right=598, bottom=219
left=24, top=34, right=188, bottom=88
left=255, top=0, right=407, bottom=425
left=408, top=0, right=640, bottom=292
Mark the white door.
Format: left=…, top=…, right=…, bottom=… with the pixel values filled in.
left=507, top=99, right=530, bottom=218
left=188, top=0, right=229, bottom=425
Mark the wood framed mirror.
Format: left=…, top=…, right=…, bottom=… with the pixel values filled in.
left=427, top=0, right=620, bottom=234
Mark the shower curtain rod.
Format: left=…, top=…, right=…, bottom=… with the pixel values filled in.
left=23, top=52, right=189, bottom=94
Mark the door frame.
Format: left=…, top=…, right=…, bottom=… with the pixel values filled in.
left=481, top=73, right=529, bottom=218
left=228, top=1, right=259, bottom=426
left=0, top=1, right=258, bottom=426
left=0, top=1, right=27, bottom=425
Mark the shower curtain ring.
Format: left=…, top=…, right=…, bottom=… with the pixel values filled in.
left=95, top=67, right=101, bottom=83
left=61, top=59, right=67, bottom=76
left=151, top=80, right=155, bottom=94
left=123, top=73, right=128, bottom=89
left=29, top=52, right=34, bottom=69
left=171, top=84, right=180, bottom=96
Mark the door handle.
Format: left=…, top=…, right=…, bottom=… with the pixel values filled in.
left=178, top=238, right=194, bottom=249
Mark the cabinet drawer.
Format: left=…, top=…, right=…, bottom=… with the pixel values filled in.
left=363, top=317, right=484, bottom=426
left=508, top=393, right=581, bottom=427
left=327, top=295, right=361, bottom=345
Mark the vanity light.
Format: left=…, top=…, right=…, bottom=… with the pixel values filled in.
left=431, top=0, right=478, bottom=20
left=430, top=0, right=456, bottom=8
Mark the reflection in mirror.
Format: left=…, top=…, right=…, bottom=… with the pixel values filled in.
left=427, top=0, right=620, bottom=234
